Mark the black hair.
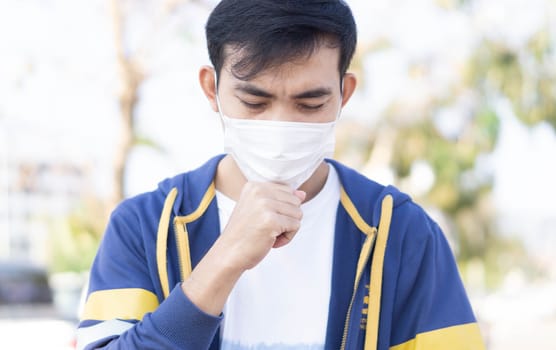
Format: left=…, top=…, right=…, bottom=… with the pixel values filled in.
left=206, top=0, right=357, bottom=82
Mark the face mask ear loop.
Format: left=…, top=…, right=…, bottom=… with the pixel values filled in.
left=337, top=79, right=345, bottom=121
left=213, top=70, right=226, bottom=130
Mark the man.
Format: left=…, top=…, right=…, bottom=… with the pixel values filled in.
left=77, top=1, right=485, bottom=349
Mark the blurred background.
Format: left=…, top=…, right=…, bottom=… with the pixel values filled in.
left=1, top=0, right=555, bottom=348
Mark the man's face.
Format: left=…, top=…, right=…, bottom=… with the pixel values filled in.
left=215, top=45, right=345, bottom=124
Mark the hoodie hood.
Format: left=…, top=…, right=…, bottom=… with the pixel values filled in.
left=326, top=159, right=411, bottom=228
left=157, top=154, right=226, bottom=217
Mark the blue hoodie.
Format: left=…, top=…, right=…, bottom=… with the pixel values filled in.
left=77, top=155, right=485, bottom=350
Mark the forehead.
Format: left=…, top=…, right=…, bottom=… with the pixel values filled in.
left=221, top=44, right=342, bottom=88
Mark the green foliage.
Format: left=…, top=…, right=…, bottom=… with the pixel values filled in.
left=459, top=230, right=532, bottom=290
left=336, top=4, right=556, bottom=290
left=388, top=107, right=499, bottom=213
left=48, top=197, right=107, bottom=273
left=133, top=134, right=166, bottom=153
left=467, top=33, right=556, bottom=129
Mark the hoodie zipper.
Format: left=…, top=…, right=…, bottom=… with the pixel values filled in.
left=340, top=239, right=374, bottom=350
left=174, top=221, right=187, bottom=281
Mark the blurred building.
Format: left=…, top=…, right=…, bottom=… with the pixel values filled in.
left=0, top=131, right=92, bottom=265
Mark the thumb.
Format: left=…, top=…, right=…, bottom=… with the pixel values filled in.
left=294, top=190, right=306, bottom=203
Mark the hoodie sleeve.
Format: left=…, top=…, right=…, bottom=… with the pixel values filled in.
left=76, top=200, right=222, bottom=350
left=383, top=203, right=485, bottom=350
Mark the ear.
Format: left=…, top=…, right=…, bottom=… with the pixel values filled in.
left=340, top=72, right=357, bottom=107
left=199, top=65, right=219, bottom=112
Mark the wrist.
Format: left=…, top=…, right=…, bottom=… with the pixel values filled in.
left=212, top=232, right=251, bottom=273
left=180, top=238, right=244, bottom=316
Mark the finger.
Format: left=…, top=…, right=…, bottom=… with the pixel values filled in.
left=273, top=225, right=300, bottom=248
left=273, top=232, right=294, bottom=248
left=274, top=214, right=301, bottom=237
left=272, top=214, right=302, bottom=248
left=269, top=199, right=303, bottom=220
left=294, top=190, right=306, bottom=202
left=243, top=182, right=302, bottom=206
left=269, top=186, right=304, bottom=206
left=259, top=182, right=304, bottom=204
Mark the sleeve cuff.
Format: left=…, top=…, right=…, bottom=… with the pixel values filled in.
left=148, top=284, right=223, bottom=348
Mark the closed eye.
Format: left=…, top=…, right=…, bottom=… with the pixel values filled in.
left=298, top=103, right=325, bottom=111
left=240, top=100, right=266, bottom=109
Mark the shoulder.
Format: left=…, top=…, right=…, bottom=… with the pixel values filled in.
left=105, top=154, right=225, bottom=235
left=387, top=197, right=454, bottom=268
left=328, top=159, right=418, bottom=226
left=109, top=188, right=166, bottom=227
left=102, top=171, right=188, bottom=246
left=330, top=159, right=448, bottom=254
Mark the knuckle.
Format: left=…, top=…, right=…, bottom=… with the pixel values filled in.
left=259, top=198, right=272, bottom=210
left=261, top=211, right=276, bottom=226
left=288, top=219, right=301, bottom=232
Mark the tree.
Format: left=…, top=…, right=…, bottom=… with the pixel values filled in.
left=336, top=0, right=554, bottom=289
left=108, top=0, right=211, bottom=209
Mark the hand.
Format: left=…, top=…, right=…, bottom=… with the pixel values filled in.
left=218, top=181, right=306, bottom=271
left=181, top=182, right=305, bottom=315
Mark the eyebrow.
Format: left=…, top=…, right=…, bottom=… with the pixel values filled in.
left=234, top=83, right=273, bottom=98
left=292, top=88, right=332, bottom=99
left=234, top=83, right=332, bottom=100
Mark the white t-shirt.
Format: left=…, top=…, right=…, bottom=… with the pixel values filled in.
left=216, top=164, right=341, bottom=350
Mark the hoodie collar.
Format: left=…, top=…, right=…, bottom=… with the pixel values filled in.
left=157, top=154, right=225, bottom=218
left=159, top=155, right=410, bottom=228
left=326, top=159, right=411, bottom=229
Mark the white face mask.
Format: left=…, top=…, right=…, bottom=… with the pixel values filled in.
left=215, top=77, right=342, bottom=189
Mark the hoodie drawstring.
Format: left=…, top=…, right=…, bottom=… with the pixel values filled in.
left=365, top=194, right=394, bottom=350
left=156, top=187, right=178, bottom=299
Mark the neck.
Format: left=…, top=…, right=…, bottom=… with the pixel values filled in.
left=298, top=161, right=330, bottom=202
left=214, top=155, right=329, bottom=202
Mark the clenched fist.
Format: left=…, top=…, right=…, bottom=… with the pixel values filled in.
left=181, top=181, right=306, bottom=316
left=220, top=181, right=307, bottom=270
